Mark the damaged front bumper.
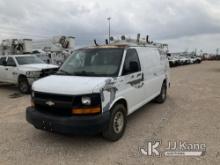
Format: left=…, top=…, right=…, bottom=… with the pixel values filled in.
left=26, top=107, right=110, bottom=135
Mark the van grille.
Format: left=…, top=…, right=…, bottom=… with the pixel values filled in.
left=36, top=105, right=72, bottom=116
left=34, top=92, right=73, bottom=102
left=33, top=92, right=101, bottom=116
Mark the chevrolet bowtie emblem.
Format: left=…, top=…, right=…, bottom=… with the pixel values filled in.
left=46, top=100, right=55, bottom=106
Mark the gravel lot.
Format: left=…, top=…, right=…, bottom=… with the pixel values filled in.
left=0, top=61, right=220, bottom=165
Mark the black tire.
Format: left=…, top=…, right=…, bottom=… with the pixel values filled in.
left=155, top=82, right=167, bottom=104
left=102, top=104, right=127, bottom=141
left=18, top=76, right=30, bottom=94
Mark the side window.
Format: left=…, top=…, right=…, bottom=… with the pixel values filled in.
left=122, top=49, right=141, bottom=75
left=0, top=57, right=6, bottom=66
left=7, top=57, right=16, bottom=67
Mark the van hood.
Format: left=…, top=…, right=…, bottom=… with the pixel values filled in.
left=32, top=75, right=110, bottom=95
left=19, top=64, right=58, bottom=71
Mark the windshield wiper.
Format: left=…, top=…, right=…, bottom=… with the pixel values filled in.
left=56, top=70, right=72, bottom=75
left=73, top=71, right=97, bottom=76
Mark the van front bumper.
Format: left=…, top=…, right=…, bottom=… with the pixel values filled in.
left=26, top=107, right=110, bottom=135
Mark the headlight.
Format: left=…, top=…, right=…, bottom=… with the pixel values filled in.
left=26, top=71, right=41, bottom=77
left=81, top=97, right=91, bottom=105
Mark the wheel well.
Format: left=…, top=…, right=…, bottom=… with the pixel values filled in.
left=163, top=79, right=167, bottom=87
left=111, top=99, right=128, bottom=115
left=18, top=74, right=27, bottom=82
left=163, top=79, right=167, bottom=84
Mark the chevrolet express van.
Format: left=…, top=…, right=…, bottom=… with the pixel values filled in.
left=26, top=40, right=170, bottom=141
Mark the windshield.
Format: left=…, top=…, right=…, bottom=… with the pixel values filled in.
left=58, top=48, right=124, bottom=77
left=16, top=56, right=44, bottom=65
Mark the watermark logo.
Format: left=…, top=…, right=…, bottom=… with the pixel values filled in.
left=140, top=140, right=161, bottom=157
left=140, top=140, right=206, bottom=157
left=164, top=141, right=206, bottom=157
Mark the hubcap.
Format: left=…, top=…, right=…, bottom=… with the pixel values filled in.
left=113, top=111, right=124, bottom=134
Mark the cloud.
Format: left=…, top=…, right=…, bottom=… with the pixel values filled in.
left=160, top=33, right=220, bottom=53
left=0, top=0, right=220, bottom=52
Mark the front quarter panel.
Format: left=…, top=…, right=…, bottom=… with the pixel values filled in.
left=93, top=78, right=120, bottom=113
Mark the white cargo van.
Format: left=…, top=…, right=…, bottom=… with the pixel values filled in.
left=26, top=39, right=170, bottom=141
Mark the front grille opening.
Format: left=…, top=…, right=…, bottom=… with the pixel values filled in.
left=33, top=92, right=102, bottom=117
left=36, top=104, right=72, bottom=116
left=35, top=92, right=73, bottom=102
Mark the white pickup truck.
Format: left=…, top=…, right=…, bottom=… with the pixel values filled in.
left=0, top=55, right=58, bottom=93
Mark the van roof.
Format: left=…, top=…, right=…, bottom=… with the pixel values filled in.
left=81, top=40, right=167, bottom=50
left=81, top=43, right=158, bottom=50
left=91, top=44, right=129, bottom=49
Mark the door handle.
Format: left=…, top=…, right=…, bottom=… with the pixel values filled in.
left=153, top=73, right=158, bottom=76
left=5, top=68, right=8, bottom=71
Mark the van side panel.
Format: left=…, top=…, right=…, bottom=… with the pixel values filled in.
left=104, top=47, right=169, bottom=116
left=136, top=47, right=165, bottom=101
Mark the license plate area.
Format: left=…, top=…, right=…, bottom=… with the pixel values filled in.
left=41, top=120, right=54, bottom=132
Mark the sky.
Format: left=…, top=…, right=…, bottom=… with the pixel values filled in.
left=0, top=0, right=220, bottom=53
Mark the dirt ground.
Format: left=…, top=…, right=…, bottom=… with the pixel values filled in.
left=0, top=61, right=220, bottom=165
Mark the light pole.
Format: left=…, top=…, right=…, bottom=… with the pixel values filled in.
left=107, top=17, right=111, bottom=43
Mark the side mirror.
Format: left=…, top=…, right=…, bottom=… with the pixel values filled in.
left=2, top=60, right=7, bottom=66
left=129, top=61, right=139, bottom=73
left=167, top=53, right=171, bottom=57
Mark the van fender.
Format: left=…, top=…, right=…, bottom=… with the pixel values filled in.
left=107, top=97, right=128, bottom=116
left=99, top=79, right=127, bottom=114
left=99, top=78, right=118, bottom=112
left=109, top=97, right=127, bottom=110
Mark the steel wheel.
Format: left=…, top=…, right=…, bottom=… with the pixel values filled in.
left=113, top=111, right=124, bottom=134
left=102, top=104, right=127, bottom=141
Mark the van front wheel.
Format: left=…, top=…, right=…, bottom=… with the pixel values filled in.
left=155, top=82, right=167, bottom=104
left=102, top=104, right=127, bottom=141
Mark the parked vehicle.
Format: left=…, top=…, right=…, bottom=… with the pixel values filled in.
left=189, top=57, right=196, bottom=64
left=178, top=57, right=188, bottom=65
left=0, top=55, right=58, bottom=93
left=192, top=56, right=202, bottom=64
left=26, top=38, right=170, bottom=141
left=168, top=56, right=179, bottom=67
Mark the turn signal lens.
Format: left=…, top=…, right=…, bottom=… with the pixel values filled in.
left=72, top=106, right=101, bottom=115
